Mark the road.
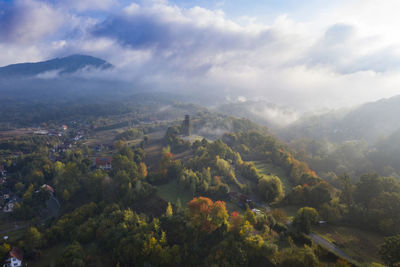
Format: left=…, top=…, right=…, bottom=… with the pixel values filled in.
left=309, top=233, right=355, bottom=263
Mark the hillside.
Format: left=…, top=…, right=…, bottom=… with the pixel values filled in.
left=281, top=95, right=400, bottom=143
left=0, top=55, right=112, bottom=78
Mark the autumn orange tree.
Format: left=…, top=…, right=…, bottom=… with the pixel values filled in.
left=229, top=211, right=243, bottom=232
left=187, top=197, right=229, bottom=233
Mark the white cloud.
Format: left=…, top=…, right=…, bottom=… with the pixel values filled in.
left=65, top=0, right=118, bottom=12
left=0, top=0, right=65, bottom=44
left=2, top=0, right=400, bottom=111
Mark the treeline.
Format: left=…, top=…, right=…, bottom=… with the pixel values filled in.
left=343, top=173, right=400, bottom=234
left=289, top=137, right=400, bottom=182
left=15, top=196, right=341, bottom=267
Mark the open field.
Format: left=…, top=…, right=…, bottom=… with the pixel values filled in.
left=156, top=180, right=245, bottom=212
left=313, top=224, right=385, bottom=265
left=156, top=181, right=193, bottom=206
left=252, top=161, right=293, bottom=192
left=0, top=128, right=34, bottom=140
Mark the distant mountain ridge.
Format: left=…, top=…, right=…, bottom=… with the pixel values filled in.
left=0, top=54, right=113, bottom=77
left=282, top=95, right=400, bottom=143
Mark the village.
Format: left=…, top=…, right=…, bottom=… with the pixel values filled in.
left=0, top=117, right=178, bottom=266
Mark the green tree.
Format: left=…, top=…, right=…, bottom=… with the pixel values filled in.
left=165, top=202, right=173, bottom=217
left=379, top=234, right=400, bottom=266
left=24, top=227, right=42, bottom=251
left=0, top=243, right=10, bottom=262
left=258, top=175, right=284, bottom=203
left=294, top=207, right=319, bottom=234
left=57, top=241, right=86, bottom=267
left=280, top=242, right=319, bottom=267
left=14, top=182, right=25, bottom=196
left=244, top=208, right=257, bottom=225
left=339, top=173, right=354, bottom=208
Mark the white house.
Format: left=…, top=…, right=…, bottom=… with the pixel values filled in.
left=3, top=247, right=23, bottom=267
left=3, top=202, right=14, bottom=213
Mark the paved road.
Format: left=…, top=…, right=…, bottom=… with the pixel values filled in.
left=309, top=233, right=355, bottom=263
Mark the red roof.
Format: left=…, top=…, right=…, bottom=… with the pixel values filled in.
left=10, top=247, right=23, bottom=261
left=41, top=184, right=55, bottom=193
left=96, top=157, right=112, bottom=166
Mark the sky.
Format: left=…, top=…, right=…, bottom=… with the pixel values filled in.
left=1, top=0, right=400, bottom=110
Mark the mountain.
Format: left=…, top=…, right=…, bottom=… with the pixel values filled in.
left=0, top=54, right=113, bottom=77
left=281, top=95, right=400, bottom=143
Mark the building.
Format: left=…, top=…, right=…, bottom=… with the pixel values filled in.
left=41, top=184, right=55, bottom=196
left=3, top=202, right=14, bottom=213
left=95, top=157, right=113, bottom=170
left=34, top=129, right=48, bottom=135
left=3, top=247, right=23, bottom=267
left=182, top=115, right=191, bottom=136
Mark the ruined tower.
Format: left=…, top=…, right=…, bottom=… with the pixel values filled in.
left=182, top=115, right=191, bottom=136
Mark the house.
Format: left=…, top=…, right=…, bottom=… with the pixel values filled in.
left=61, top=125, right=68, bottom=131
left=3, top=247, right=23, bottom=267
left=251, top=208, right=262, bottom=216
left=95, top=157, right=113, bottom=170
left=34, top=129, right=48, bottom=135
left=3, top=202, right=14, bottom=213
left=41, top=184, right=55, bottom=196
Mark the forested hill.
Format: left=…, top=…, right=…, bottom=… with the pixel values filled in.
left=0, top=55, right=112, bottom=77
left=282, top=95, right=400, bottom=143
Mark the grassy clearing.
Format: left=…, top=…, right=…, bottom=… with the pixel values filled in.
left=156, top=181, right=193, bottom=206
left=225, top=201, right=245, bottom=213
left=312, top=225, right=385, bottom=265
left=156, top=180, right=244, bottom=213
left=252, top=161, right=293, bottom=192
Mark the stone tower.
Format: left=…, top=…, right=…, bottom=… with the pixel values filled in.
left=182, top=115, right=191, bottom=136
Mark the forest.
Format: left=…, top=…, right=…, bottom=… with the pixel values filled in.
left=0, top=107, right=398, bottom=267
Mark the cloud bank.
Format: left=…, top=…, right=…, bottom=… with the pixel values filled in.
left=1, top=0, right=400, bottom=111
